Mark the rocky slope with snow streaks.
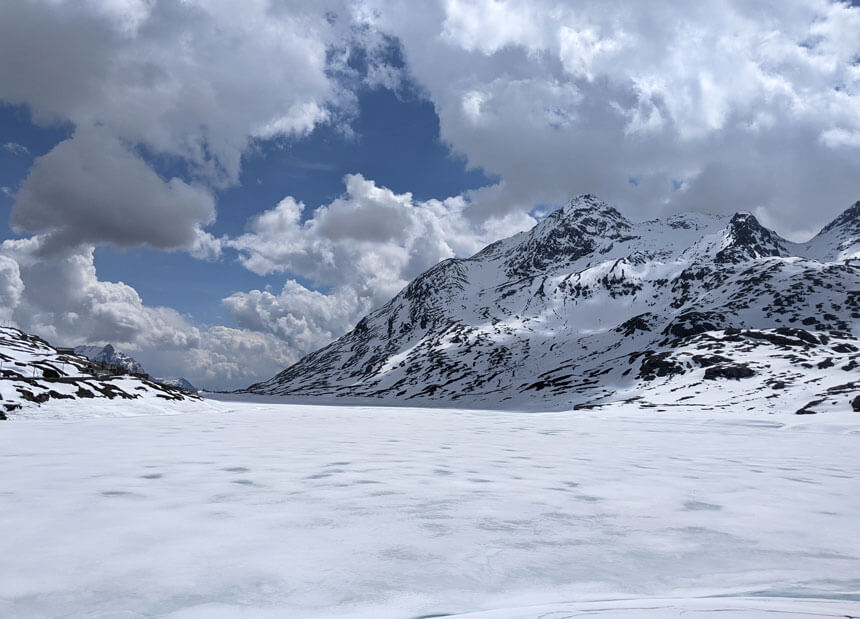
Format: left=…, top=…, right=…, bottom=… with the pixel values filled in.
left=245, top=195, right=860, bottom=413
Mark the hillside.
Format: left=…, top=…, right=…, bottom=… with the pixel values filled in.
left=244, top=196, right=860, bottom=413
left=0, top=327, right=199, bottom=417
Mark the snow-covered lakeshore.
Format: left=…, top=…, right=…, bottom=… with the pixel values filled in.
left=2, top=400, right=859, bottom=618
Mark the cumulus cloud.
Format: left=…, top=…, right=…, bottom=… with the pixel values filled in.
left=0, top=0, right=381, bottom=254
left=0, top=236, right=295, bottom=388
left=12, top=128, right=216, bottom=251
left=223, top=281, right=371, bottom=355
left=0, top=0, right=351, bottom=182
left=224, top=174, right=536, bottom=346
left=0, top=255, right=24, bottom=323
left=0, top=236, right=197, bottom=348
left=135, top=326, right=298, bottom=390
left=363, top=0, right=860, bottom=236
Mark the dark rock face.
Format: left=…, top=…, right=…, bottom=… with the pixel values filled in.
left=617, top=313, right=654, bottom=337
left=715, top=213, right=787, bottom=264
left=796, top=399, right=825, bottom=415
left=704, top=364, right=755, bottom=380
left=639, top=352, right=685, bottom=380
left=498, top=196, right=635, bottom=278
left=243, top=196, right=860, bottom=412
left=664, top=311, right=726, bottom=342
left=852, top=395, right=860, bottom=412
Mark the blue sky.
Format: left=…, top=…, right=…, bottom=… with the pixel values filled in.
left=0, top=0, right=858, bottom=388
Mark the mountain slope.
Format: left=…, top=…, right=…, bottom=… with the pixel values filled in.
left=74, top=343, right=197, bottom=393
left=244, top=196, right=860, bottom=413
left=1, top=327, right=199, bottom=417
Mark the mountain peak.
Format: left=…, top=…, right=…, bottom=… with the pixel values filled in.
left=820, top=200, right=860, bottom=235
left=74, top=344, right=146, bottom=375
left=560, top=194, right=626, bottom=221
left=501, top=194, right=633, bottom=276
left=715, top=212, right=786, bottom=263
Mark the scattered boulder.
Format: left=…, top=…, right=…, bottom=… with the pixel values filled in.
left=638, top=352, right=685, bottom=380
left=852, top=395, right=860, bottom=412
left=616, top=313, right=653, bottom=337
left=795, top=399, right=826, bottom=415
left=663, top=311, right=725, bottom=341
left=693, top=354, right=733, bottom=368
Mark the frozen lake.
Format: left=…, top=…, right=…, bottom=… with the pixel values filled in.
left=2, top=400, right=859, bottom=618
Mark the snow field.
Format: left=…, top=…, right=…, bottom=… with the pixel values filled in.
left=1, top=400, right=859, bottom=617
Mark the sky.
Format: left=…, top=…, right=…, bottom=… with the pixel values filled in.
left=0, top=0, right=858, bottom=389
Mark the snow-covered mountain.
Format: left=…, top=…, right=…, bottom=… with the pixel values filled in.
left=74, top=344, right=146, bottom=375
left=1, top=328, right=199, bottom=417
left=74, top=344, right=196, bottom=393
left=244, top=195, right=860, bottom=413
left=153, top=377, right=197, bottom=393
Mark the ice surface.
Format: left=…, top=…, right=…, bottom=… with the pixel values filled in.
left=2, top=399, right=859, bottom=617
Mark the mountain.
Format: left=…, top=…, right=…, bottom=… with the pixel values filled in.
left=1, top=327, right=199, bottom=417
left=802, top=200, right=860, bottom=262
left=243, top=195, right=860, bottom=414
left=74, top=344, right=197, bottom=393
left=74, top=344, right=146, bottom=375
left=153, top=377, right=197, bottom=393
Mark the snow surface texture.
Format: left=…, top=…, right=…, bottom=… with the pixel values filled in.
left=1, top=400, right=859, bottom=617
left=245, top=196, right=860, bottom=413
left=0, top=327, right=199, bottom=415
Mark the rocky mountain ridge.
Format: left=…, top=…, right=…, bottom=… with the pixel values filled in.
left=1, top=328, right=200, bottom=417
left=244, top=195, right=860, bottom=413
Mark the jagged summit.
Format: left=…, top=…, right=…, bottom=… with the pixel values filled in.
left=715, top=212, right=788, bottom=263
left=561, top=193, right=626, bottom=219
left=244, top=196, right=860, bottom=413
left=74, top=344, right=145, bottom=375
left=486, top=194, right=636, bottom=277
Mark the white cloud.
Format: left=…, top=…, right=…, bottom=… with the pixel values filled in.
left=224, top=174, right=536, bottom=348
left=0, top=0, right=380, bottom=254
left=224, top=281, right=370, bottom=356
left=0, top=255, right=24, bottom=323
left=12, top=127, right=216, bottom=251
left=363, top=0, right=860, bottom=235
left=0, top=0, right=352, bottom=185
left=0, top=236, right=295, bottom=389
left=0, top=236, right=197, bottom=348
left=136, top=326, right=298, bottom=391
